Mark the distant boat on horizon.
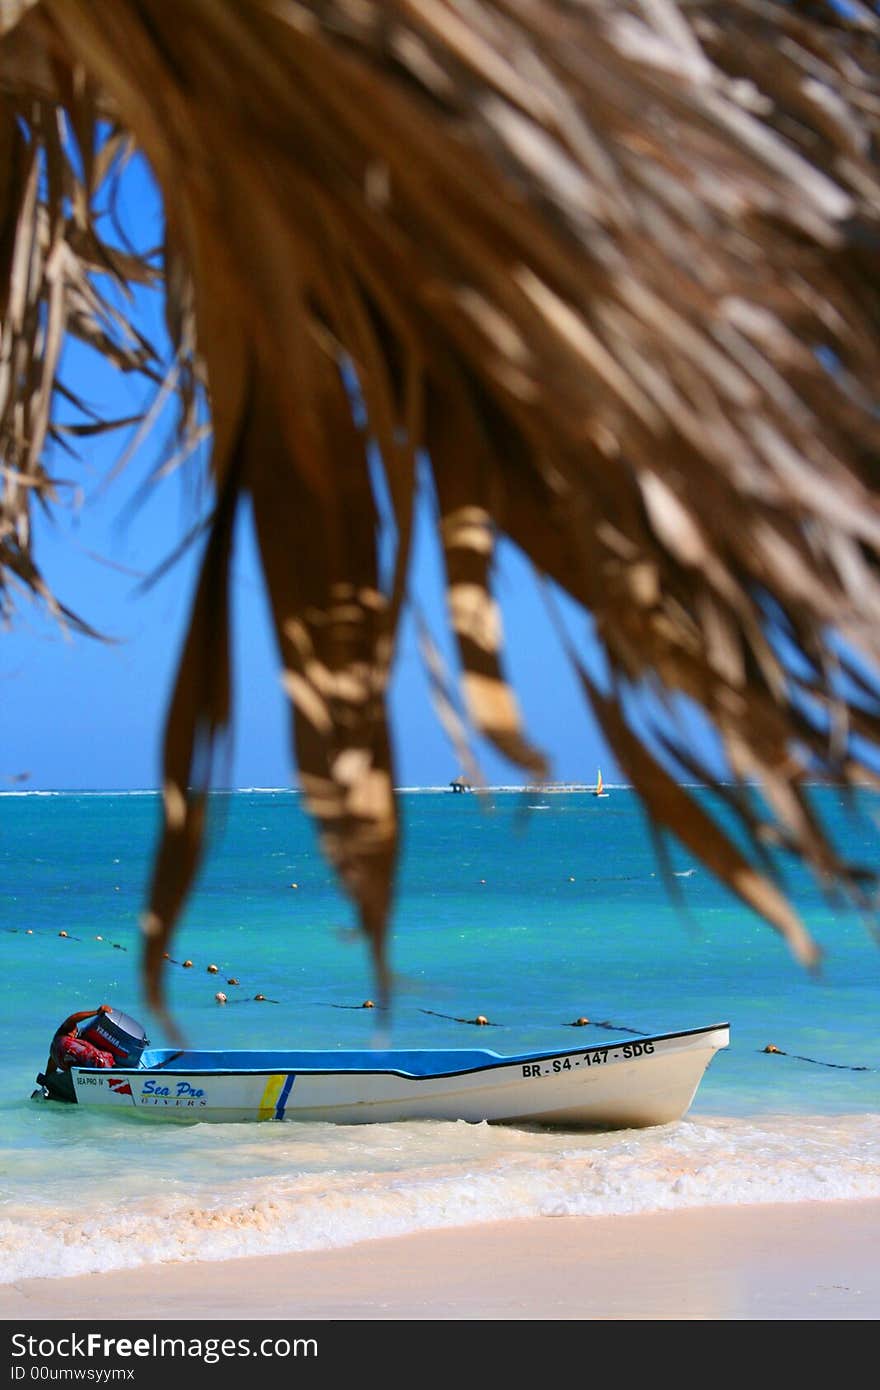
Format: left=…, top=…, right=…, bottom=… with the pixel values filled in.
left=448, top=775, right=473, bottom=794
left=592, top=769, right=609, bottom=798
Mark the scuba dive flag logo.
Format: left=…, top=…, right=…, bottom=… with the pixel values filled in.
left=106, top=1076, right=133, bottom=1096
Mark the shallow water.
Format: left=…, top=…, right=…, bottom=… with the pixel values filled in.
left=2, top=787, right=879, bottom=1281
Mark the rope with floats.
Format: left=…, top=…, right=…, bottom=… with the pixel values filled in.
left=5, top=927, right=277, bottom=1003
left=2, top=861, right=710, bottom=1011
left=10, top=931, right=656, bottom=1028
left=417, top=1012, right=649, bottom=1033
left=761, top=1044, right=878, bottom=1072
left=419, top=1008, right=500, bottom=1026
left=565, top=1016, right=649, bottom=1035
left=7, top=930, right=879, bottom=1066
left=3, top=927, right=127, bottom=949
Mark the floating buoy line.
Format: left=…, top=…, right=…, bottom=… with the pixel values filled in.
left=3, top=926, right=278, bottom=1004
left=419, top=1008, right=499, bottom=1026
left=3, top=927, right=129, bottom=949
left=5, top=927, right=879, bottom=1069
left=761, top=1044, right=878, bottom=1072
left=565, top=1016, right=649, bottom=1036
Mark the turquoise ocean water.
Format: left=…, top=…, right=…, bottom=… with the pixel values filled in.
left=2, top=785, right=879, bottom=1284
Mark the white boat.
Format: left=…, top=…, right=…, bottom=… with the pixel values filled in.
left=34, top=1014, right=730, bottom=1128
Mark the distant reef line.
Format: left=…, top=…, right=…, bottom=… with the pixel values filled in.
left=2, top=782, right=627, bottom=795
left=3, top=779, right=867, bottom=795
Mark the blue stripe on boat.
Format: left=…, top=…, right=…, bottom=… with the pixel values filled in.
left=276, top=1072, right=295, bottom=1119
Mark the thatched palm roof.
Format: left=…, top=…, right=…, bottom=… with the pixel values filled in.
left=2, top=1, right=880, bottom=1027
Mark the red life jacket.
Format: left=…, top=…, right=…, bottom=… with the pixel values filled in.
left=51, top=1031, right=116, bottom=1071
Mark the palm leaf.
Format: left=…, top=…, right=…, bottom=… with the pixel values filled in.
left=2, top=1, right=880, bottom=1018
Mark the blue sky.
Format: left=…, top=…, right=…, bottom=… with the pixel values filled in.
left=2, top=437, right=619, bottom=791
left=2, top=151, right=623, bottom=793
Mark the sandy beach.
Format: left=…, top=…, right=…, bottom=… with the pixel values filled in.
left=3, top=1200, right=879, bottom=1322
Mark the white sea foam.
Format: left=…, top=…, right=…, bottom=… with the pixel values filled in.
left=2, top=1114, right=878, bottom=1283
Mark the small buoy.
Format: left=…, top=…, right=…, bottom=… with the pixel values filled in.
left=59, top=930, right=68, bottom=938
left=474, top=1015, right=489, bottom=1025
left=254, top=993, right=266, bottom=1001
left=162, top=952, right=171, bottom=960
left=227, top=977, right=239, bottom=985
left=290, top=882, right=298, bottom=889
left=25, top=929, right=33, bottom=935
left=568, top=876, right=575, bottom=882
left=573, top=1017, right=590, bottom=1026
left=362, top=1000, right=374, bottom=1009
left=207, top=964, right=218, bottom=974
left=479, top=879, right=486, bottom=885
left=764, top=1044, right=781, bottom=1054
left=95, top=935, right=103, bottom=941
left=215, top=992, right=227, bottom=1004
left=182, top=959, right=193, bottom=969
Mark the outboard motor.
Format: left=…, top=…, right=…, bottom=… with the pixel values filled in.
left=78, top=1009, right=150, bottom=1067
left=34, top=1009, right=150, bottom=1104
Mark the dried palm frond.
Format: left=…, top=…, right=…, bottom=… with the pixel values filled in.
left=3, top=1, right=880, bottom=1027
left=0, top=1, right=165, bottom=633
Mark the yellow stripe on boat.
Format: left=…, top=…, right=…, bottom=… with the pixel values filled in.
left=258, top=1073, right=288, bottom=1119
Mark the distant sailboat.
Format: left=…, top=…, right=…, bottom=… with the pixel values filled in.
left=592, top=769, right=609, bottom=798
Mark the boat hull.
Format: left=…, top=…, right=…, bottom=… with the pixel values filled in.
left=62, top=1024, right=729, bottom=1128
